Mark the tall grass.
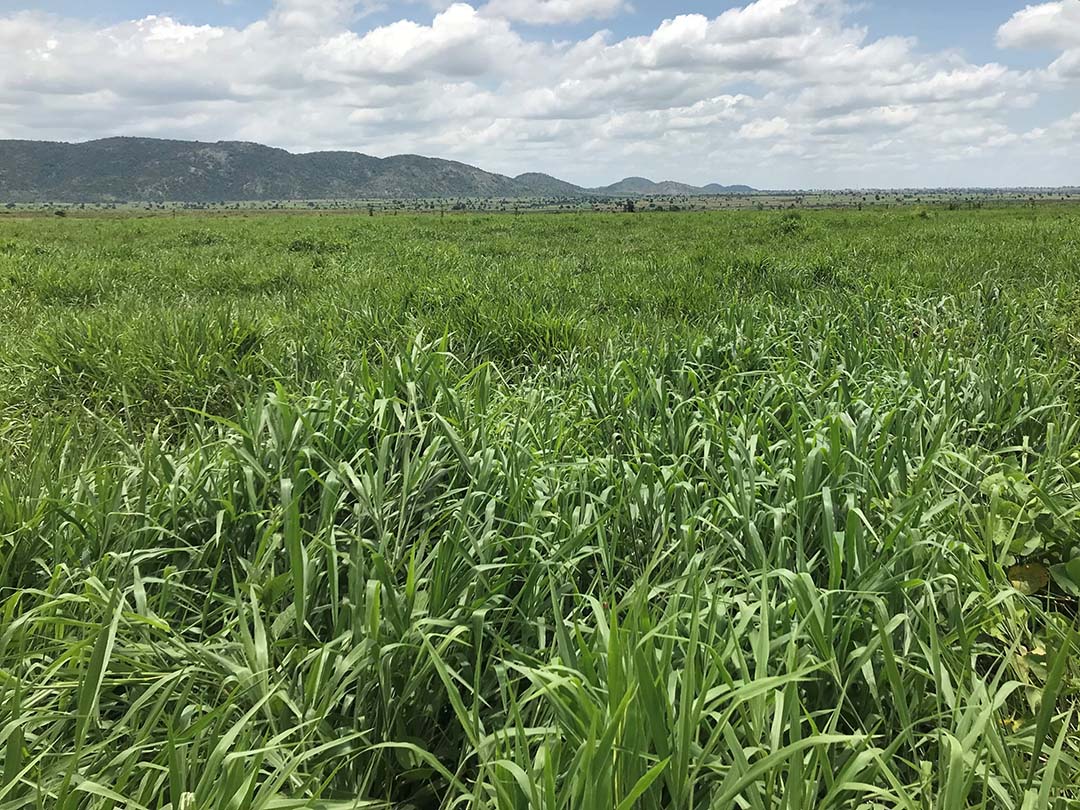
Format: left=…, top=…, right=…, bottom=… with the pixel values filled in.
left=1, top=208, right=1079, bottom=808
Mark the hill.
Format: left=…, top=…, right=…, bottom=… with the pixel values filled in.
left=0, top=137, right=755, bottom=202
left=703, top=182, right=756, bottom=194
left=512, top=173, right=587, bottom=196
left=590, top=177, right=752, bottom=196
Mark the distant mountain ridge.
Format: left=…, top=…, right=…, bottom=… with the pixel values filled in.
left=593, top=177, right=754, bottom=196
left=0, top=137, right=756, bottom=203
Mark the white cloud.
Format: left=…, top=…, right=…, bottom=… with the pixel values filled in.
left=1051, top=47, right=1080, bottom=78
left=480, top=0, right=630, bottom=25
left=270, top=0, right=365, bottom=31
left=1022, top=110, right=1080, bottom=153
left=0, top=0, right=1075, bottom=187
left=997, top=1, right=1080, bottom=50
left=311, top=5, right=531, bottom=79
left=812, top=105, right=918, bottom=134
left=998, top=2, right=1080, bottom=81
left=738, top=117, right=790, bottom=139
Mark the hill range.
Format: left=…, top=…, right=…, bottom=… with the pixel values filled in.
left=0, top=137, right=755, bottom=203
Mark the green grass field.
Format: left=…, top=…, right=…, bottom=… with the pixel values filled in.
left=1, top=207, right=1079, bottom=809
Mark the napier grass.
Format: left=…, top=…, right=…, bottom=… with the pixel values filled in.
left=1, top=206, right=1079, bottom=808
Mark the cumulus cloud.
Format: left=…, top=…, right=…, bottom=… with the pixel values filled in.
left=311, top=5, right=533, bottom=79
left=997, top=1, right=1080, bottom=81
left=997, top=1, right=1080, bottom=50
left=0, top=0, right=1075, bottom=187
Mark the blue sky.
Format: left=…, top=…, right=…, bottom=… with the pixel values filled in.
left=1, top=0, right=1077, bottom=187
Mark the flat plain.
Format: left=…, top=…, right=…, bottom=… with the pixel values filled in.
left=1, top=206, right=1079, bottom=809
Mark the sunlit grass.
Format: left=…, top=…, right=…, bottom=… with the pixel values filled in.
left=1, top=207, right=1079, bottom=809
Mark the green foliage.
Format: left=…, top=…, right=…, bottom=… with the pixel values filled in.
left=1, top=207, right=1080, bottom=809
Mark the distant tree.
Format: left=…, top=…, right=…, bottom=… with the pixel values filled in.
left=623, top=199, right=636, bottom=213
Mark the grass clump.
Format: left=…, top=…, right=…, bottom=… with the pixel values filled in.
left=1, top=207, right=1079, bottom=809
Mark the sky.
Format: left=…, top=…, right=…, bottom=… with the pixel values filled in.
left=1, top=0, right=1078, bottom=189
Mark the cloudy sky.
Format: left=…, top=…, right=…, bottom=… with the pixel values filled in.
left=1, top=0, right=1078, bottom=188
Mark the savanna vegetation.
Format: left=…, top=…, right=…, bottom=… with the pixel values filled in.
left=1, top=206, right=1079, bottom=809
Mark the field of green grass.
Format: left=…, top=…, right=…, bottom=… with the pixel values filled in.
left=1, top=207, right=1079, bottom=809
